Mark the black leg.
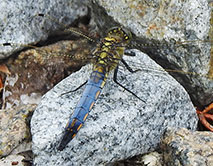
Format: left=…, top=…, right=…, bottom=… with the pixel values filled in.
left=121, top=59, right=140, bottom=73
left=60, top=81, right=87, bottom=96
left=113, top=66, right=145, bottom=102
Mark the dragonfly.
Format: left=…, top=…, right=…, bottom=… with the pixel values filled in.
left=57, top=27, right=146, bottom=150
left=53, top=26, right=212, bottom=149
left=1, top=14, right=212, bottom=150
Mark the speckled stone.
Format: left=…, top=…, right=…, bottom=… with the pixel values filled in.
left=1, top=0, right=212, bottom=106
left=0, top=0, right=88, bottom=58
left=0, top=154, right=25, bottom=166
left=161, top=128, right=213, bottom=166
left=92, top=0, right=212, bottom=107
left=0, top=104, right=36, bottom=157
left=109, top=151, right=163, bottom=166
left=31, top=50, right=197, bottom=166
left=4, top=39, right=91, bottom=109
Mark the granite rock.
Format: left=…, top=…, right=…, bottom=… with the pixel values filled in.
left=92, top=0, right=213, bottom=109
left=0, top=0, right=88, bottom=58
left=0, top=154, right=25, bottom=166
left=31, top=50, right=197, bottom=166
left=0, top=104, right=36, bottom=157
left=161, top=128, right=213, bottom=166
left=1, top=0, right=212, bottom=106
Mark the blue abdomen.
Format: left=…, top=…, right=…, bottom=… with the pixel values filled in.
left=58, top=69, right=107, bottom=150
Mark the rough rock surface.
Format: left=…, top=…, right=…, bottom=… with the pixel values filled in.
left=0, top=155, right=25, bottom=166
left=0, top=104, right=36, bottom=157
left=1, top=0, right=212, bottom=106
left=161, top=128, right=213, bottom=166
left=140, top=152, right=163, bottom=166
left=0, top=0, right=88, bottom=58
left=4, top=39, right=91, bottom=109
left=93, top=0, right=213, bottom=109
left=31, top=50, right=197, bottom=166
left=109, top=151, right=163, bottom=166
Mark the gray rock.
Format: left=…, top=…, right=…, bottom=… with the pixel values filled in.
left=141, top=152, right=163, bottom=166
left=31, top=50, right=197, bottom=166
left=114, top=151, right=163, bottom=166
left=0, top=104, right=36, bottom=157
left=0, top=154, right=25, bottom=166
left=92, top=0, right=212, bottom=106
left=161, top=128, right=213, bottom=166
left=0, top=0, right=88, bottom=58
left=1, top=0, right=211, bottom=106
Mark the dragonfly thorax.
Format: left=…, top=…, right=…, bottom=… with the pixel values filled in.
left=92, top=27, right=132, bottom=72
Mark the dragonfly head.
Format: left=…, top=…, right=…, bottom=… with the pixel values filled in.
left=107, top=27, right=132, bottom=45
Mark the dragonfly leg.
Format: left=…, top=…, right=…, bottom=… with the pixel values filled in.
left=121, top=59, right=140, bottom=73
left=60, top=81, right=87, bottom=96
left=113, top=66, right=145, bottom=102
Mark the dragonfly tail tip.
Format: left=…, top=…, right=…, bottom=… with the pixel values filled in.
left=57, top=130, right=75, bottom=151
